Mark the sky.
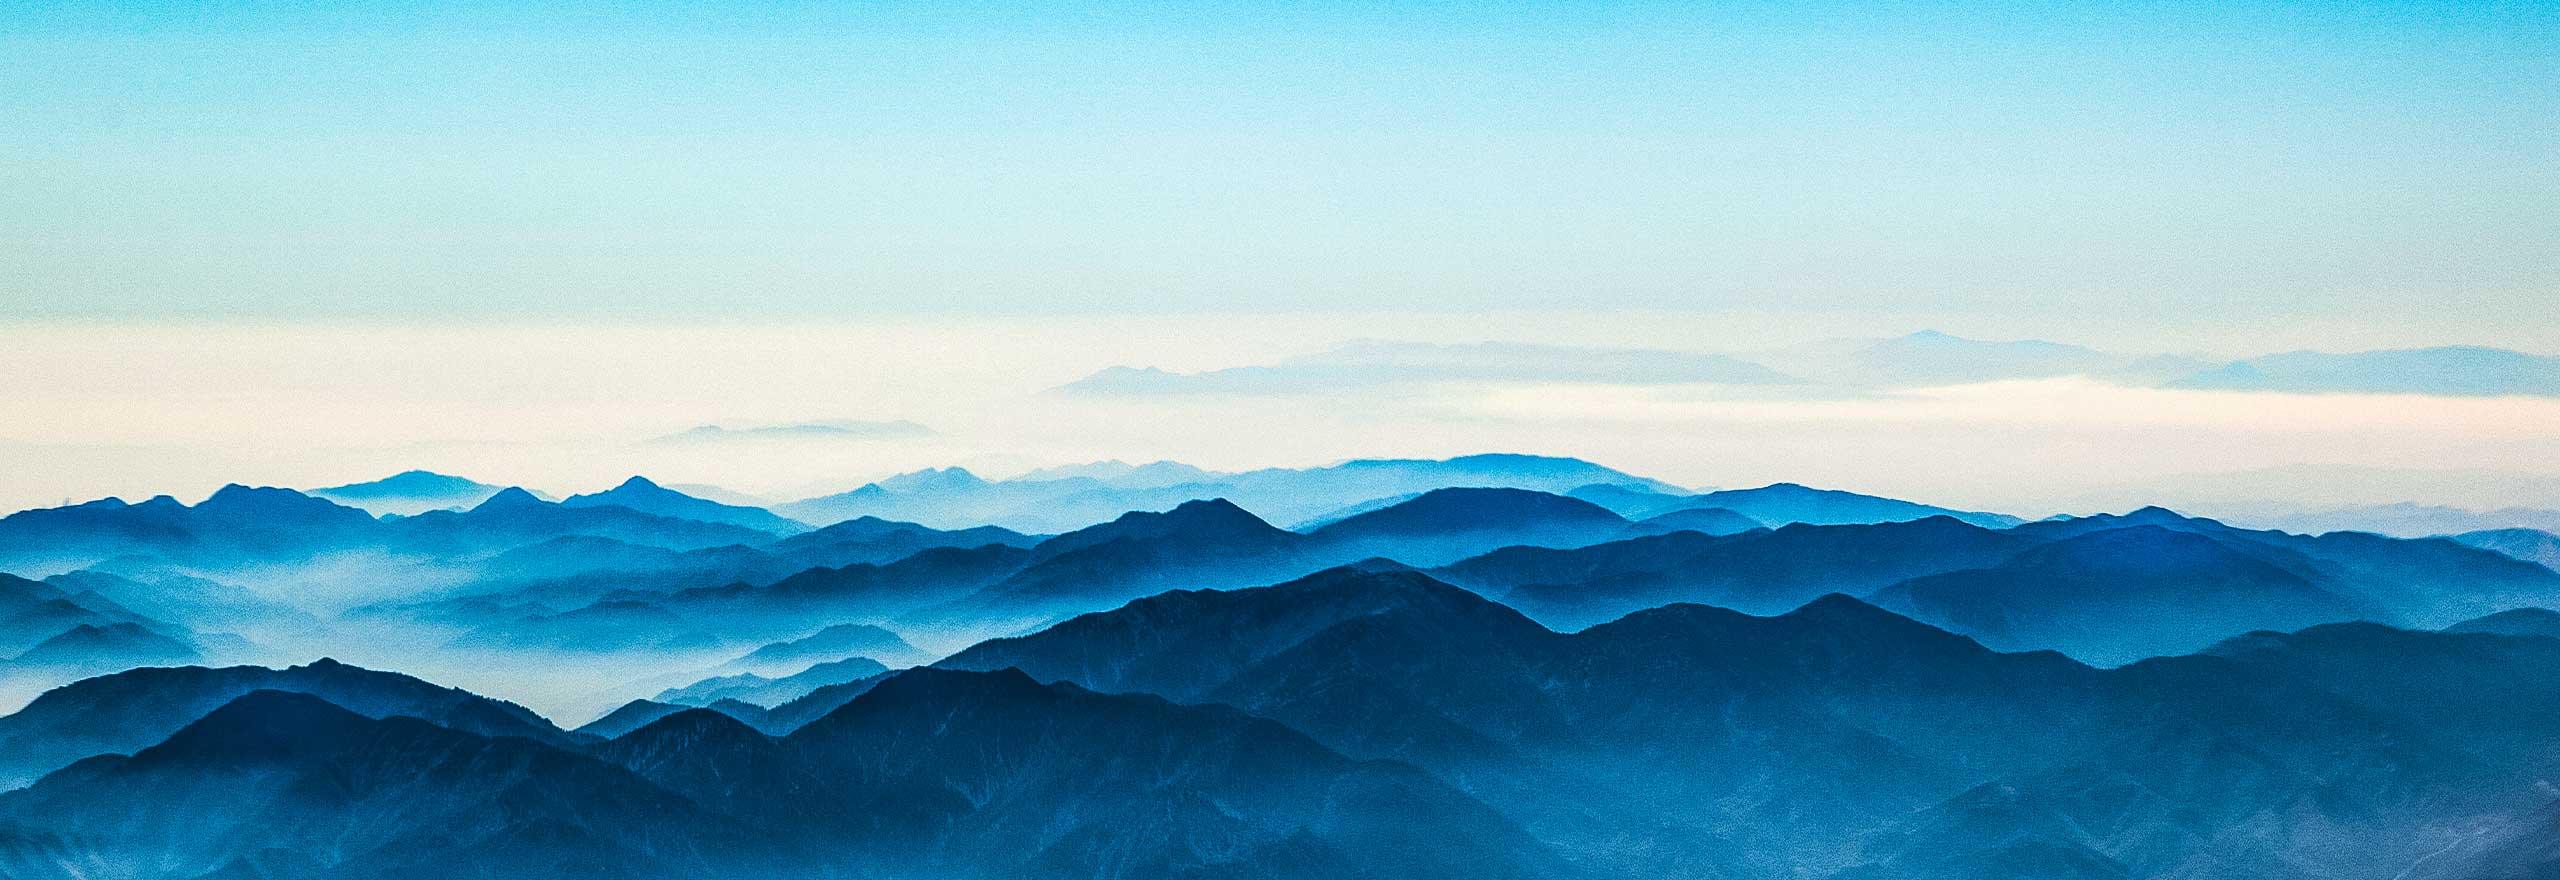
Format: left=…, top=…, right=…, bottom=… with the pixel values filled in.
left=1, top=1, right=2555, bottom=515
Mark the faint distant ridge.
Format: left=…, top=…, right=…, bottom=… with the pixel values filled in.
left=1850, top=329, right=2120, bottom=383
left=2169, top=346, right=2560, bottom=396
left=1057, top=331, right=2560, bottom=399
left=310, top=470, right=507, bottom=516
left=1052, top=339, right=1798, bottom=396
left=2247, top=502, right=2560, bottom=538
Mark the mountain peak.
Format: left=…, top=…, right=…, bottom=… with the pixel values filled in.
left=473, top=486, right=547, bottom=510
left=615, top=705, right=767, bottom=745
left=2121, top=505, right=2194, bottom=522
left=142, top=690, right=377, bottom=763
left=1310, top=487, right=1624, bottom=540
left=874, top=467, right=987, bottom=493
left=1166, top=496, right=1256, bottom=520
left=195, top=484, right=346, bottom=513
left=1020, top=498, right=1289, bottom=560
left=613, top=475, right=664, bottom=492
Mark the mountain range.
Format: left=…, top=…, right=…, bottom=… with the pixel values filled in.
left=1064, top=333, right=2560, bottom=400
left=1, top=455, right=2557, bottom=879
left=2, top=565, right=2554, bottom=878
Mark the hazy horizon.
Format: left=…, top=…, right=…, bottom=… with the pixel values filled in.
left=5, top=313, right=2555, bottom=520
left=6, top=0, right=2556, bottom=518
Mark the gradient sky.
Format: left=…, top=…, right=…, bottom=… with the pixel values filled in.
left=2, top=2, right=2555, bottom=516
left=3, top=0, right=2555, bottom=330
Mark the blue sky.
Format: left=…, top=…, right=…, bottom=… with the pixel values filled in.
left=3, top=0, right=2554, bottom=331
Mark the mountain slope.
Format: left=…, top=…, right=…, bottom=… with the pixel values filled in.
left=389, top=486, right=777, bottom=554
left=2451, top=528, right=2560, bottom=572
left=931, top=499, right=1313, bottom=621
left=0, top=690, right=766, bottom=880
left=1874, top=526, right=2373, bottom=664
left=778, top=454, right=1684, bottom=533
left=1674, top=482, right=2024, bottom=528
left=10, top=622, right=201, bottom=672
left=1439, top=516, right=2037, bottom=625
left=655, top=656, right=889, bottom=708
left=0, top=486, right=380, bottom=570
left=774, top=667, right=1581, bottom=880
left=1304, top=487, right=1632, bottom=566
left=308, top=470, right=506, bottom=515
left=723, top=622, right=925, bottom=671
left=0, top=658, right=572, bottom=788
left=1634, top=506, right=1766, bottom=536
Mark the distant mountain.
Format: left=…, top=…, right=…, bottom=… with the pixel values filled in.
left=390, top=486, right=778, bottom=554
left=724, top=622, right=924, bottom=672
left=940, top=568, right=1557, bottom=709
left=561, top=475, right=810, bottom=535
left=1309, top=487, right=1623, bottom=539
left=2, top=557, right=2554, bottom=880
left=1560, top=481, right=1682, bottom=516
left=778, top=453, right=1686, bottom=533
left=1, top=573, right=152, bottom=656
left=740, top=675, right=886, bottom=735
left=0, top=690, right=767, bottom=880
left=656, top=656, right=889, bottom=708
left=0, top=669, right=1579, bottom=880
left=0, top=481, right=795, bottom=581
left=42, top=569, right=308, bottom=632
left=488, top=482, right=1708, bottom=648
left=759, top=515, right=1038, bottom=571
left=1285, top=491, right=1425, bottom=530
left=1873, top=526, right=2372, bottom=665
left=1671, top=482, right=2024, bottom=528
left=931, top=499, right=1313, bottom=621
left=2453, top=528, right=2560, bottom=571
left=446, top=597, right=722, bottom=653
left=1305, top=488, right=1632, bottom=566
left=575, top=698, right=693, bottom=739
left=2170, top=345, right=2560, bottom=396
left=1633, top=506, right=1765, bottom=536
left=2446, top=607, right=2560, bottom=639
left=767, top=666, right=1577, bottom=880
left=2010, top=507, right=2560, bottom=630
left=0, top=573, right=236, bottom=675
left=1840, top=330, right=2123, bottom=384
left=1037, top=497, right=1299, bottom=565
left=945, top=566, right=2560, bottom=879
left=0, top=485, right=380, bottom=571
left=308, top=469, right=505, bottom=515
left=0, top=658, right=571, bottom=789
left=612, top=544, right=1032, bottom=642
left=10, top=622, right=200, bottom=672
left=1009, top=459, right=1221, bottom=488
left=1438, top=515, right=2038, bottom=626
left=2247, top=501, right=2560, bottom=538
